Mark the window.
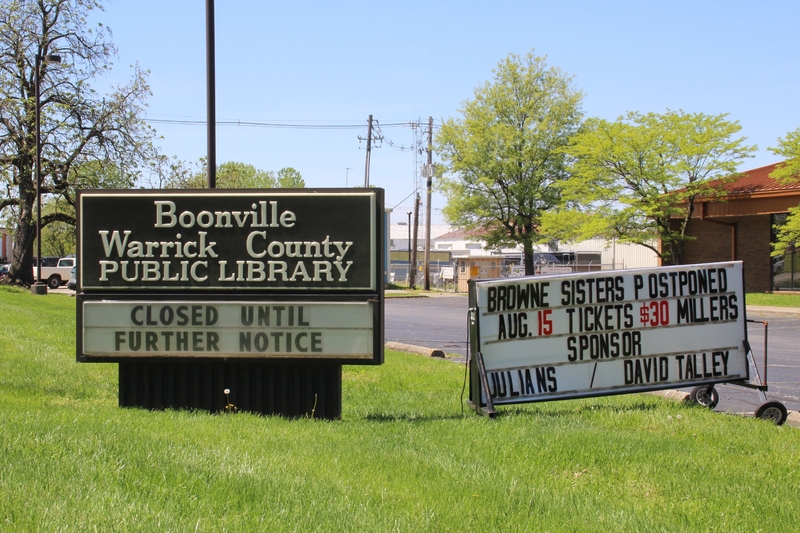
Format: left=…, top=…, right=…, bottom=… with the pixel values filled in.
left=771, top=213, right=798, bottom=291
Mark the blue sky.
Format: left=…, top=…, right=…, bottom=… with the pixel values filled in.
left=94, top=1, right=800, bottom=223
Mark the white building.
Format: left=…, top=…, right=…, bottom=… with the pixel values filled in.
left=385, top=223, right=659, bottom=270
left=389, top=222, right=453, bottom=251
left=563, top=236, right=659, bottom=270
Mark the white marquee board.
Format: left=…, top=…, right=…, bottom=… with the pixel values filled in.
left=80, top=300, right=374, bottom=359
left=470, top=262, right=748, bottom=405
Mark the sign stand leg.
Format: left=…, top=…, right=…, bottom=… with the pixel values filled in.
left=467, top=351, right=497, bottom=418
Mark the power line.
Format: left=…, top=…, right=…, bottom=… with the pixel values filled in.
left=144, top=117, right=426, bottom=130
left=146, top=115, right=437, bottom=160
left=392, top=189, right=419, bottom=210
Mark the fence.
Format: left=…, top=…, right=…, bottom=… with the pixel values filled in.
left=388, top=261, right=623, bottom=289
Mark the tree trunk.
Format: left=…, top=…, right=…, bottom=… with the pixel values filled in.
left=523, top=242, right=535, bottom=276
left=4, top=195, right=36, bottom=286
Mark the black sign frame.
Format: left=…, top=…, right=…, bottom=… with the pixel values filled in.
left=76, top=188, right=384, bottom=366
left=77, top=189, right=380, bottom=292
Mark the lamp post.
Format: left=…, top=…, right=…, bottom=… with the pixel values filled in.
left=31, top=53, right=61, bottom=295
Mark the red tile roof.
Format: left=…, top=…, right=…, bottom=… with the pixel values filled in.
left=713, top=162, right=800, bottom=195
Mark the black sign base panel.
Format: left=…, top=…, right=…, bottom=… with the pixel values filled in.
left=119, top=361, right=342, bottom=419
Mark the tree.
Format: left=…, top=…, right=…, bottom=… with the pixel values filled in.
left=32, top=159, right=129, bottom=256
left=0, top=0, right=158, bottom=286
left=436, top=51, right=584, bottom=275
left=561, top=110, right=756, bottom=264
left=165, top=160, right=306, bottom=189
left=769, top=128, right=800, bottom=255
left=39, top=196, right=74, bottom=256
left=275, top=166, right=305, bottom=188
left=769, top=128, right=800, bottom=181
left=166, top=160, right=277, bottom=189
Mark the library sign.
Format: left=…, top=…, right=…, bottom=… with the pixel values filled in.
left=76, top=189, right=384, bottom=364
left=469, top=262, right=748, bottom=406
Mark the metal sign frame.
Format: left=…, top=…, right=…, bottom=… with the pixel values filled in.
left=468, top=261, right=749, bottom=410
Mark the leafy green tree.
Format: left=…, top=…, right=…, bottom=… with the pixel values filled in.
left=436, top=51, right=584, bottom=274
left=769, top=128, right=800, bottom=181
left=165, top=160, right=305, bottom=189
left=561, top=110, right=756, bottom=264
left=0, top=0, right=158, bottom=286
left=276, top=167, right=305, bottom=188
left=170, top=161, right=277, bottom=189
left=39, top=198, right=74, bottom=257
left=34, top=159, right=132, bottom=257
left=769, top=128, right=800, bottom=255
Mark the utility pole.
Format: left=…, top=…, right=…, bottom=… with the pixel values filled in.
left=406, top=211, right=412, bottom=285
left=409, top=194, right=420, bottom=288
left=363, top=115, right=373, bottom=188
left=424, top=116, right=433, bottom=290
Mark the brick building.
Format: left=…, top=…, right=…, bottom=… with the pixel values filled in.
left=676, top=163, right=800, bottom=293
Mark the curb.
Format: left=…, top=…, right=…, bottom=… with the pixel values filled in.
left=649, top=390, right=800, bottom=428
left=648, top=390, right=692, bottom=403
left=385, top=290, right=466, bottom=298
left=746, top=305, right=800, bottom=318
left=385, top=342, right=445, bottom=358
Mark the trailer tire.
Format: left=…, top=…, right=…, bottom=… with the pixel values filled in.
left=755, top=401, right=788, bottom=425
left=690, top=385, right=719, bottom=409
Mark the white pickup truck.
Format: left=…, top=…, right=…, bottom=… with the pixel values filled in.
left=33, top=256, right=76, bottom=289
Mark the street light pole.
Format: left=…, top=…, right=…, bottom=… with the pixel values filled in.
left=206, top=0, right=216, bottom=189
left=32, top=53, right=61, bottom=296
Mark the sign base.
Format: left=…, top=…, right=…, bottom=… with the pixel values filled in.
left=119, top=361, right=342, bottom=419
left=31, top=283, right=48, bottom=295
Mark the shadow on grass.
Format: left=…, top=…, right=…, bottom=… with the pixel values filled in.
left=361, top=400, right=663, bottom=422
left=496, top=399, right=664, bottom=418
left=362, top=412, right=468, bottom=422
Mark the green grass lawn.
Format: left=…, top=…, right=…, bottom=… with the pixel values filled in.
left=1, top=286, right=799, bottom=532
left=746, top=291, right=800, bottom=307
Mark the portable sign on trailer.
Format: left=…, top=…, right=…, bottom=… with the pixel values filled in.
left=467, top=261, right=787, bottom=423
left=76, top=188, right=384, bottom=419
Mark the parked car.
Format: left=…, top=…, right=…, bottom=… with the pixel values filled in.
left=773, top=256, right=785, bottom=276
left=32, top=256, right=75, bottom=289
left=67, top=266, right=77, bottom=291
left=0, top=264, right=9, bottom=278
left=34, top=256, right=60, bottom=267
left=533, top=253, right=562, bottom=266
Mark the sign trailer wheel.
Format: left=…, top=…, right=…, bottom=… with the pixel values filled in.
left=755, top=401, right=788, bottom=426
left=690, top=385, right=720, bottom=409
